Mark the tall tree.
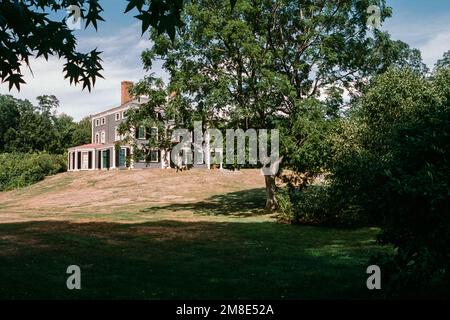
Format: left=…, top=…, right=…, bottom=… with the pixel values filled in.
left=0, top=95, right=21, bottom=152
left=141, top=0, right=423, bottom=211
left=70, top=116, right=92, bottom=147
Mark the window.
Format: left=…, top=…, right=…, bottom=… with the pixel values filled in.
left=101, top=117, right=106, bottom=125
left=122, top=111, right=127, bottom=119
left=116, top=113, right=120, bottom=121
left=138, top=126, right=145, bottom=140
left=150, top=127, right=158, bottom=140
left=95, top=119, right=100, bottom=127
left=95, top=133, right=99, bottom=144
left=101, top=131, right=106, bottom=144
left=150, top=150, right=159, bottom=162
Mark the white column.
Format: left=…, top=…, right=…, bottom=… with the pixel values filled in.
left=74, top=151, right=78, bottom=171
left=130, top=147, right=134, bottom=169
left=205, top=130, right=211, bottom=169
left=216, top=148, right=223, bottom=170
left=112, top=147, right=116, bottom=169
left=92, top=150, right=96, bottom=170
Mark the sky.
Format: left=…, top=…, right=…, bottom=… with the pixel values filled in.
left=0, top=0, right=449, bottom=121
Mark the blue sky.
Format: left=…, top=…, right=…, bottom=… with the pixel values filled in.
left=0, top=0, right=449, bottom=120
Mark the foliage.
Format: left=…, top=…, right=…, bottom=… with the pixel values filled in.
left=328, top=66, right=450, bottom=295
left=0, top=0, right=239, bottom=91
left=435, top=49, right=450, bottom=72
left=142, top=0, right=427, bottom=211
left=0, top=0, right=104, bottom=91
left=118, top=75, right=180, bottom=166
left=0, top=153, right=67, bottom=191
left=0, top=94, right=91, bottom=154
left=276, top=185, right=367, bottom=227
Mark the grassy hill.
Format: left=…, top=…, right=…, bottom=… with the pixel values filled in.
left=0, top=169, right=386, bottom=299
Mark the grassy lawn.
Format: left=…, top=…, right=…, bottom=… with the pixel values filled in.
left=0, top=170, right=388, bottom=299
left=0, top=220, right=385, bottom=299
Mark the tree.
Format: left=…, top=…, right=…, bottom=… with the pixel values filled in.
left=70, top=116, right=92, bottom=147
left=0, top=0, right=238, bottom=91
left=0, top=95, right=21, bottom=152
left=0, top=0, right=104, bottom=91
left=328, top=66, right=450, bottom=295
left=0, top=93, right=88, bottom=153
left=140, top=0, right=423, bottom=211
left=435, top=49, right=450, bottom=71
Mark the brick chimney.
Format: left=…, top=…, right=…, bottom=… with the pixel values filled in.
left=121, top=81, right=134, bottom=105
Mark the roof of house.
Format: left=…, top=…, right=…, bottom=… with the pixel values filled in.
left=90, top=97, right=149, bottom=118
left=68, top=143, right=104, bottom=151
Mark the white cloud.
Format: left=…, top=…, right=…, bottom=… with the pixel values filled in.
left=383, top=10, right=450, bottom=69
left=418, top=30, right=450, bottom=68
left=0, top=24, right=166, bottom=121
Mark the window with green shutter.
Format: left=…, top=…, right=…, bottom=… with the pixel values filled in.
left=138, top=126, right=145, bottom=139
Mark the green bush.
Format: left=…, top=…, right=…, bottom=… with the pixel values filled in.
left=276, top=185, right=366, bottom=227
left=328, top=67, right=450, bottom=295
left=0, top=153, right=66, bottom=191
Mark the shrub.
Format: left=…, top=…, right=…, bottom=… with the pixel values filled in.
left=0, top=153, right=66, bottom=191
left=328, top=67, right=450, bottom=295
left=276, top=185, right=367, bottom=227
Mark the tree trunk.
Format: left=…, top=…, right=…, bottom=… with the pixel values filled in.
left=264, top=174, right=278, bottom=212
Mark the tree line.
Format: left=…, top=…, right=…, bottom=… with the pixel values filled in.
left=0, top=94, right=91, bottom=190
left=0, top=94, right=91, bottom=154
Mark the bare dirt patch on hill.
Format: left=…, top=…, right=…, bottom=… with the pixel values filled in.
left=0, top=169, right=269, bottom=223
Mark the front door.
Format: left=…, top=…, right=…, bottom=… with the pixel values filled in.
left=81, top=152, right=89, bottom=170
left=119, top=149, right=126, bottom=167
left=102, top=150, right=110, bottom=169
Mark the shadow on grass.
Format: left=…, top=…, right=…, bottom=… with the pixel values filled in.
left=141, top=188, right=267, bottom=217
left=0, top=219, right=388, bottom=300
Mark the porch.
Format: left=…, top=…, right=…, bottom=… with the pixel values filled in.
left=67, top=144, right=132, bottom=171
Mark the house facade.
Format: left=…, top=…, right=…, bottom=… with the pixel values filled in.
left=67, top=81, right=165, bottom=171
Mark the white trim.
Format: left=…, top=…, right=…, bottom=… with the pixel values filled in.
left=68, top=149, right=98, bottom=171
left=112, top=147, right=116, bottom=169
left=81, top=152, right=89, bottom=170
left=130, top=147, right=134, bottom=169
left=91, top=103, right=138, bottom=119
left=93, top=149, right=96, bottom=170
